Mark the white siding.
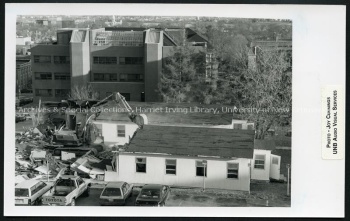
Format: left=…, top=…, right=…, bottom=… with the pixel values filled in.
left=251, top=149, right=271, bottom=181
left=114, top=154, right=251, bottom=191
left=92, top=121, right=138, bottom=145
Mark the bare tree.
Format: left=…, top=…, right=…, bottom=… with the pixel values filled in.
left=235, top=49, right=292, bottom=139
left=69, top=84, right=99, bottom=100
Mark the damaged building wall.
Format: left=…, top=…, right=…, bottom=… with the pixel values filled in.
left=91, top=121, right=139, bottom=146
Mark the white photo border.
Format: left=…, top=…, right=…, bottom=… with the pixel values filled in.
left=5, top=3, right=346, bottom=217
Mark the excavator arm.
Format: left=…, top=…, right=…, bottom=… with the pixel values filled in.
left=78, top=92, right=143, bottom=143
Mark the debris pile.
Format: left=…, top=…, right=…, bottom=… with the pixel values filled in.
left=15, top=94, right=132, bottom=186
left=97, top=150, right=115, bottom=159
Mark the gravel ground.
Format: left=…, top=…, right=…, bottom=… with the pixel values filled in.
left=166, top=181, right=290, bottom=207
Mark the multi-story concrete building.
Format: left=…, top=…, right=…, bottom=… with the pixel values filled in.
left=16, top=56, right=32, bottom=91
left=30, top=27, right=209, bottom=102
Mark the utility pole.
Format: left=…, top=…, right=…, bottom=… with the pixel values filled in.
left=286, top=164, right=290, bottom=196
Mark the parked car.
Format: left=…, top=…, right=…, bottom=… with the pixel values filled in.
left=22, top=113, right=32, bottom=120
left=15, top=179, right=53, bottom=205
left=135, top=184, right=171, bottom=207
left=42, top=175, right=91, bottom=206
left=99, top=182, right=134, bottom=206
left=15, top=115, right=26, bottom=123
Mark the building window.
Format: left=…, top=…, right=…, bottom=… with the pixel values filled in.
left=94, top=73, right=118, bottom=81
left=233, top=123, right=243, bottom=130
left=128, top=74, right=144, bottom=82
left=35, top=89, right=52, bottom=97
left=136, top=157, right=146, bottom=173
left=247, top=124, right=254, bottom=130
left=94, top=73, right=106, bottom=81
left=109, top=74, right=118, bottom=81
left=254, top=155, right=265, bottom=169
left=95, top=124, right=103, bottom=136
left=119, top=74, right=144, bottom=82
left=196, top=161, right=207, bottom=177
left=119, top=74, right=127, bottom=82
left=120, top=93, right=130, bottom=101
left=117, top=125, right=126, bottom=137
left=55, top=89, right=70, bottom=97
left=54, top=73, right=70, bottom=80
left=54, top=56, right=70, bottom=64
left=165, top=159, right=176, bottom=175
left=34, top=55, right=51, bottom=63
left=93, top=57, right=117, bottom=64
left=35, top=72, right=52, bottom=80
left=119, top=57, right=143, bottom=65
left=227, top=163, right=239, bottom=179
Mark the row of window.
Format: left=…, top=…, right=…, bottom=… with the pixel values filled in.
left=93, top=57, right=143, bottom=65
left=93, top=73, right=144, bottom=82
left=253, top=154, right=280, bottom=169
left=35, top=89, right=70, bottom=97
left=33, top=55, right=143, bottom=65
left=94, top=124, right=126, bottom=138
left=135, top=158, right=240, bottom=179
left=34, top=56, right=70, bottom=64
left=133, top=155, right=272, bottom=176
left=35, top=72, right=70, bottom=80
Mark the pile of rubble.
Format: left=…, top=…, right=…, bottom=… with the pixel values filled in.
left=15, top=126, right=118, bottom=185
left=15, top=96, right=126, bottom=185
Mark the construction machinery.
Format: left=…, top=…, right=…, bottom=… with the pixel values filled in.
left=48, top=92, right=144, bottom=157
left=76, top=92, right=144, bottom=143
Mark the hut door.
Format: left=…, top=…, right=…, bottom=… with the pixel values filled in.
left=270, top=154, right=281, bottom=180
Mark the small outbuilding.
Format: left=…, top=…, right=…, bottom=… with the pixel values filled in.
left=251, top=140, right=282, bottom=181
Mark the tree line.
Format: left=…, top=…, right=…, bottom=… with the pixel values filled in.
left=159, top=26, right=292, bottom=139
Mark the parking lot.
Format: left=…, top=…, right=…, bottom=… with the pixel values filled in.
left=71, top=181, right=290, bottom=207
left=75, top=187, right=138, bottom=206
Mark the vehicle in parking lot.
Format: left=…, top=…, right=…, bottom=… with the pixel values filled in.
left=15, top=115, right=26, bottom=123
left=42, top=175, right=91, bottom=206
left=15, top=179, right=53, bottom=205
left=135, top=184, right=170, bottom=207
left=99, top=182, right=133, bottom=206
left=22, top=113, right=32, bottom=120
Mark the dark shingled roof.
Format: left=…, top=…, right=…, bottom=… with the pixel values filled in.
left=254, top=139, right=276, bottom=150
left=126, top=125, right=255, bottom=159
